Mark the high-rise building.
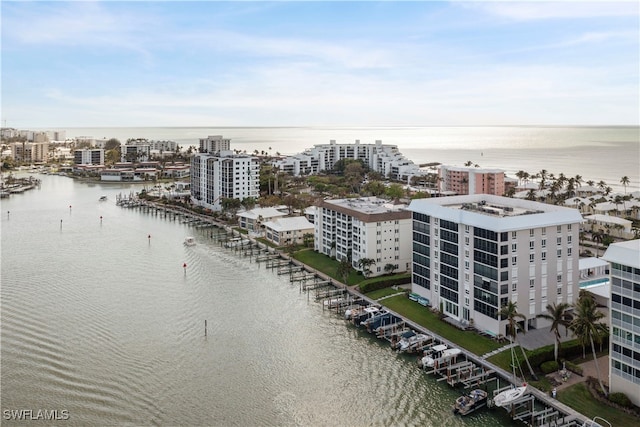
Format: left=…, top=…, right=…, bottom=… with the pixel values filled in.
left=273, top=140, right=425, bottom=182
left=190, top=149, right=259, bottom=212
left=74, top=148, right=105, bottom=165
left=199, top=135, right=230, bottom=154
left=602, top=239, right=640, bottom=406
left=439, top=165, right=506, bottom=196
left=314, top=197, right=412, bottom=277
left=407, top=194, right=583, bottom=336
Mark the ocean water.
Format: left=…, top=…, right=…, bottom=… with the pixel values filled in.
left=58, top=126, right=639, bottom=192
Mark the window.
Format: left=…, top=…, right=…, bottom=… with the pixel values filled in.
left=542, top=239, right=546, bottom=248
left=557, top=249, right=562, bottom=257
left=542, top=227, right=546, bottom=236
left=465, top=225, right=470, bottom=233
left=512, top=231, right=517, bottom=239
left=557, top=237, right=562, bottom=245
left=530, top=279, right=535, bottom=288
left=512, top=243, right=517, bottom=252
left=567, top=236, right=572, bottom=244
left=512, top=256, right=517, bottom=265
left=557, top=225, right=562, bottom=233
left=530, top=229, right=535, bottom=237
left=557, top=287, right=562, bottom=295
left=557, top=274, right=562, bottom=283
left=530, top=253, right=535, bottom=263
left=529, top=241, right=535, bottom=250
left=542, top=252, right=546, bottom=261
left=512, top=282, right=517, bottom=291
left=568, top=224, right=572, bottom=231
left=567, top=247, right=572, bottom=256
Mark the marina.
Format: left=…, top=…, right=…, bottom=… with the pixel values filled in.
left=1, top=173, right=620, bottom=426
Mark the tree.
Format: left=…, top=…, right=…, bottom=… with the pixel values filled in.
left=499, top=301, right=537, bottom=380
left=384, top=263, right=397, bottom=275
left=104, top=138, right=121, bottom=151
left=241, top=197, right=256, bottom=211
left=302, top=233, right=314, bottom=248
left=570, top=292, right=609, bottom=396
left=591, top=229, right=604, bottom=257
left=357, top=258, right=376, bottom=278
left=337, top=258, right=352, bottom=283
left=385, top=183, right=404, bottom=202
left=536, top=303, right=573, bottom=362
left=620, top=176, right=630, bottom=194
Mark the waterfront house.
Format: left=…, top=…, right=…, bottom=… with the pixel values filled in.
left=262, top=216, right=314, bottom=246
left=237, top=207, right=287, bottom=233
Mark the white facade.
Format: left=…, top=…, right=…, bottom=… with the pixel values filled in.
left=199, top=135, right=230, bottom=154
left=190, top=150, right=260, bottom=212
left=314, top=197, right=412, bottom=277
left=263, top=216, right=314, bottom=246
left=237, top=207, right=287, bottom=232
left=273, top=140, right=426, bottom=181
left=602, top=240, right=640, bottom=406
left=74, top=148, right=104, bottom=165
left=121, top=143, right=151, bottom=162
left=407, top=194, right=583, bottom=336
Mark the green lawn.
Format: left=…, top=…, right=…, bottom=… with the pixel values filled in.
left=365, top=287, right=406, bottom=300
left=292, top=250, right=363, bottom=285
left=558, top=383, right=640, bottom=427
left=381, top=295, right=502, bottom=356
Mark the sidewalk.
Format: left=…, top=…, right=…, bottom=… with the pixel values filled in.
left=550, top=355, right=609, bottom=391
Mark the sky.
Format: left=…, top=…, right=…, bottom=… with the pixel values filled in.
left=1, top=1, right=639, bottom=127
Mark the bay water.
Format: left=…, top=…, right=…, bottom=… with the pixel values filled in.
left=1, top=174, right=510, bottom=426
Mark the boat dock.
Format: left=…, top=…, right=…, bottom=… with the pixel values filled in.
left=120, top=197, right=590, bottom=427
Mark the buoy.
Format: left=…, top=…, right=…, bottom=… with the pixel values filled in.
left=183, top=263, right=187, bottom=268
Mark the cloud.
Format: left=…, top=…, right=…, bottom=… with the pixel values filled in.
left=463, top=1, right=639, bottom=21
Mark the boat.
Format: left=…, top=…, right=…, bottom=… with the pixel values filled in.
left=423, top=347, right=462, bottom=368
left=492, top=334, right=530, bottom=407
left=99, top=195, right=107, bottom=201
left=352, top=306, right=381, bottom=326
left=397, top=332, right=432, bottom=353
left=492, top=384, right=528, bottom=407
left=184, top=236, right=196, bottom=246
left=419, top=344, right=447, bottom=368
left=452, top=389, right=488, bottom=416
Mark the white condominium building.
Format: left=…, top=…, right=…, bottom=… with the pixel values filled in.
left=74, top=148, right=105, bottom=165
left=10, top=142, right=49, bottom=163
left=274, top=140, right=425, bottom=181
left=602, top=239, right=640, bottom=406
left=199, top=135, right=230, bottom=154
left=314, top=197, right=412, bottom=277
left=190, top=150, right=259, bottom=212
left=407, top=194, right=583, bottom=337
left=121, top=142, right=151, bottom=162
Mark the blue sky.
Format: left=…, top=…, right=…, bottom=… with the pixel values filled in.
left=2, top=1, right=638, bottom=127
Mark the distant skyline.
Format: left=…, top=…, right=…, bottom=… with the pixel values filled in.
left=2, top=1, right=639, bottom=128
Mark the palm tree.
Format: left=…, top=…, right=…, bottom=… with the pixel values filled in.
left=337, top=258, right=352, bottom=283
left=570, top=293, right=609, bottom=396
left=536, top=303, right=573, bottom=362
left=357, top=258, right=376, bottom=278
left=620, top=176, right=630, bottom=194
left=591, top=229, right=605, bottom=257
left=499, top=301, right=537, bottom=380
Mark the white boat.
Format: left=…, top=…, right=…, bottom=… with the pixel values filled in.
left=423, top=347, right=462, bottom=368
left=184, top=236, right=196, bottom=246
left=398, top=333, right=431, bottom=353
left=492, top=384, right=528, bottom=407
left=420, top=344, right=447, bottom=368
left=99, top=195, right=107, bottom=201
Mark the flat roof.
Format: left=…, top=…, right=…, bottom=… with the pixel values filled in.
left=579, top=257, right=609, bottom=270
left=602, top=239, right=640, bottom=269
left=408, top=194, right=583, bottom=231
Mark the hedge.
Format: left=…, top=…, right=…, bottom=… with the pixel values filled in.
left=358, top=274, right=411, bottom=294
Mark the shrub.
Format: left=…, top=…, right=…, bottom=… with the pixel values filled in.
left=358, top=274, right=410, bottom=293
left=609, top=392, right=633, bottom=408
left=564, top=360, right=583, bottom=376
left=541, top=360, right=559, bottom=374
